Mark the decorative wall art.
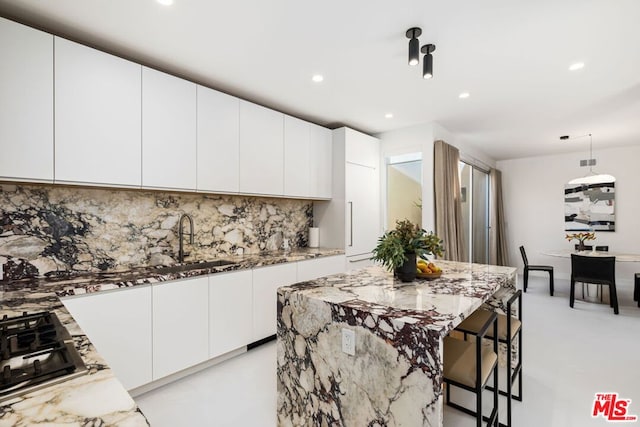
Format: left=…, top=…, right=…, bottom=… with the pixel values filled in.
left=564, top=181, right=615, bottom=231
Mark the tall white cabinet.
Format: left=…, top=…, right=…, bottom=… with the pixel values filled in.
left=54, top=38, right=142, bottom=187
left=239, top=101, right=284, bottom=196
left=314, top=127, right=381, bottom=269
left=142, top=67, right=197, bottom=190
left=0, top=17, right=53, bottom=182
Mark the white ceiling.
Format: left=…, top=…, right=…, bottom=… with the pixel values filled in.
left=1, top=0, right=639, bottom=160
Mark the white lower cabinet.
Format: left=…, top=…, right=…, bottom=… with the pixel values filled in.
left=61, top=286, right=152, bottom=391
left=297, top=255, right=346, bottom=282
left=252, top=262, right=297, bottom=341
left=209, top=270, right=253, bottom=358
left=152, top=276, right=209, bottom=380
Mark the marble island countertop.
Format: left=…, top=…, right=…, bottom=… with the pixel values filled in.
left=276, top=260, right=517, bottom=427
left=0, top=247, right=343, bottom=426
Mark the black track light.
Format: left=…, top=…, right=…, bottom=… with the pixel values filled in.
left=421, top=44, right=436, bottom=79
left=406, top=27, right=422, bottom=66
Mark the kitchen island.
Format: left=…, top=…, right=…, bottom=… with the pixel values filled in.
left=276, top=260, right=517, bottom=427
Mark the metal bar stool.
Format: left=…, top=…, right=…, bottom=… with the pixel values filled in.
left=444, top=311, right=499, bottom=427
left=456, top=290, right=522, bottom=427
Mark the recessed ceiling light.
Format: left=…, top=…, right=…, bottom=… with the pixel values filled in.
left=157, top=0, right=173, bottom=5
left=312, top=74, right=324, bottom=83
left=385, top=113, right=393, bottom=119
left=569, top=62, right=585, bottom=71
left=459, top=92, right=470, bottom=99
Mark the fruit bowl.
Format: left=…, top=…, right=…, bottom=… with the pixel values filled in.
left=416, top=271, right=442, bottom=280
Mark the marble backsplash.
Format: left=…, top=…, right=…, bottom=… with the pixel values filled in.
left=0, top=183, right=313, bottom=279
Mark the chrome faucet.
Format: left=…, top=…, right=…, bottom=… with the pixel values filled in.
left=178, top=213, right=194, bottom=263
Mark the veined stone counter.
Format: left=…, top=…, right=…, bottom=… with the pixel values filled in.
left=276, top=260, right=517, bottom=427
left=0, top=247, right=343, bottom=426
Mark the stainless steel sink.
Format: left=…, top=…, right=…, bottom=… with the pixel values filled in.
left=154, top=259, right=236, bottom=274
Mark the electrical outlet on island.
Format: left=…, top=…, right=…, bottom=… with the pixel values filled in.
left=341, top=328, right=355, bottom=356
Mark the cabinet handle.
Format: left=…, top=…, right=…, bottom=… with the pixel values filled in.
left=348, top=201, right=353, bottom=247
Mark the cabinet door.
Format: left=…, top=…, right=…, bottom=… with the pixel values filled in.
left=252, top=262, right=297, bottom=341
left=197, top=86, right=239, bottom=193
left=153, top=276, right=209, bottom=379
left=239, top=101, right=284, bottom=195
left=345, top=128, right=379, bottom=168
left=309, top=124, right=332, bottom=199
left=209, top=270, right=252, bottom=358
left=61, top=286, right=152, bottom=390
left=297, top=255, right=346, bottom=282
left=142, top=67, right=197, bottom=190
left=0, top=17, right=53, bottom=182
left=284, top=115, right=310, bottom=197
left=346, top=163, right=380, bottom=257
left=55, top=38, right=141, bottom=187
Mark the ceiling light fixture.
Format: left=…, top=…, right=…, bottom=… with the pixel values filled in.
left=562, top=133, right=616, bottom=184
left=406, top=27, right=422, bottom=66
left=385, top=113, right=394, bottom=119
left=421, top=44, right=436, bottom=79
left=459, top=92, right=470, bottom=99
left=569, top=62, right=585, bottom=71
left=156, top=0, right=174, bottom=5
left=312, top=74, right=324, bottom=83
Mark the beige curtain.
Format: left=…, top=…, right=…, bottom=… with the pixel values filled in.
left=434, top=140, right=466, bottom=261
left=489, top=168, right=510, bottom=266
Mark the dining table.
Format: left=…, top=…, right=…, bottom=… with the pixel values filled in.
left=542, top=250, right=640, bottom=262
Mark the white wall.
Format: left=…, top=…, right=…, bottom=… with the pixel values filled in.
left=497, top=144, right=640, bottom=290
left=378, top=121, right=496, bottom=234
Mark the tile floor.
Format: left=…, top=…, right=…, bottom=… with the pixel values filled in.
left=135, top=275, right=640, bottom=426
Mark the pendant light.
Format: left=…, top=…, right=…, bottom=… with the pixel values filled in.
left=564, top=134, right=616, bottom=184
left=421, top=44, right=436, bottom=79
left=406, top=28, right=422, bottom=66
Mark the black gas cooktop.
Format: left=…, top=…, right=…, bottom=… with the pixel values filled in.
left=0, top=311, right=87, bottom=403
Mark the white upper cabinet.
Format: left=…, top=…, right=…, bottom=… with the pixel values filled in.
left=54, top=38, right=141, bottom=187
left=345, top=128, right=379, bottom=168
left=0, top=17, right=53, bottom=182
left=309, top=123, right=332, bottom=199
left=196, top=86, right=239, bottom=193
left=142, top=67, right=197, bottom=190
left=284, top=115, right=310, bottom=197
left=239, top=101, right=284, bottom=196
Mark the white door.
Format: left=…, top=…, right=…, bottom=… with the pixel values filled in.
left=61, top=286, right=152, bottom=390
left=54, top=37, right=141, bottom=187
left=197, top=86, right=240, bottom=193
left=142, top=67, right=197, bottom=190
left=209, top=270, right=253, bottom=358
left=0, top=17, right=53, bottom=182
left=239, top=101, right=284, bottom=196
left=346, top=162, right=380, bottom=257
left=152, top=276, right=209, bottom=379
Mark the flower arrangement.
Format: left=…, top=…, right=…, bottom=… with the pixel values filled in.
left=565, top=231, right=595, bottom=250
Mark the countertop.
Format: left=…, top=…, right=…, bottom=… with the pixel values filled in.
left=276, top=260, right=518, bottom=426
left=0, top=247, right=343, bottom=426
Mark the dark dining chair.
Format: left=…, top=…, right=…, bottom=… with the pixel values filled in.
left=570, top=254, right=618, bottom=315
left=519, top=246, right=554, bottom=296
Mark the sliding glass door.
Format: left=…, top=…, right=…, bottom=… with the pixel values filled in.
left=459, top=162, right=489, bottom=264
